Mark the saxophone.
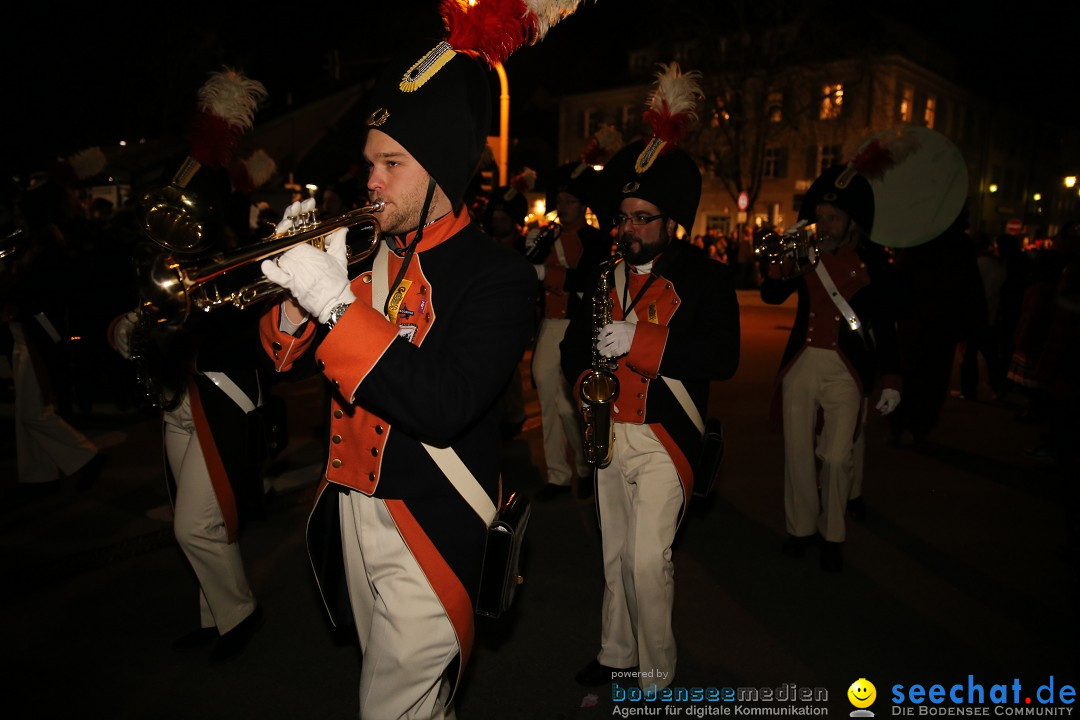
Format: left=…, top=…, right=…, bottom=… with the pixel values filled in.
left=578, top=253, right=622, bottom=467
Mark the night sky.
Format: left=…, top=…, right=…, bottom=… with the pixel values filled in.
left=4, top=0, right=1076, bottom=181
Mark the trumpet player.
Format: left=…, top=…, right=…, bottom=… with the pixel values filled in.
left=257, top=36, right=537, bottom=719
left=760, top=164, right=903, bottom=572
left=560, top=63, right=740, bottom=692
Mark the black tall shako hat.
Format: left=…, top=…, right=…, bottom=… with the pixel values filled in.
left=364, top=0, right=593, bottom=210
left=600, top=62, right=703, bottom=234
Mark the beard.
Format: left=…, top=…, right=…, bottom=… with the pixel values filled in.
left=619, top=223, right=672, bottom=266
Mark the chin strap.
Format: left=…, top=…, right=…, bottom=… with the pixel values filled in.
left=382, top=176, right=437, bottom=316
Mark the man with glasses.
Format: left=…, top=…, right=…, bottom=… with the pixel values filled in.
left=528, top=162, right=610, bottom=501
left=560, top=137, right=740, bottom=691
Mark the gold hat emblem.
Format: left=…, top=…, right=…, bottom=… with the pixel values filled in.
left=367, top=108, right=390, bottom=127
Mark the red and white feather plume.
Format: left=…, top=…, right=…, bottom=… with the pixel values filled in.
left=229, top=149, right=278, bottom=194
left=634, top=62, right=703, bottom=174
left=844, top=126, right=923, bottom=181
left=643, top=62, right=703, bottom=151
left=442, top=0, right=592, bottom=66
left=186, top=68, right=268, bottom=170
left=507, top=167, right=537, bottom=198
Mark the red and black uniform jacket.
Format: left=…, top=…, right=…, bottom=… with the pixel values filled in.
left=760, top=239, right=903, bottom=425
left=560, top=239, right=740, bottom=509
left=259, top=208, right=536, bottom=692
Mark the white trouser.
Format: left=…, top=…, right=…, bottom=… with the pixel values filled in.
left=782, top=347, right=861, bottom=542
left=533, top=318, right=588, bottom=486
left=10, top=322, right=97, bottom=484
left=164, top=390, right=256, bottom=634
left=340, top=492, right=458, bottom=720
left=596, top=423, right=682, bottom=689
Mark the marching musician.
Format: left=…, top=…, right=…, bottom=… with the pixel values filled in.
left=528, top=161, right=610, bottom=500
left=560, top=64, right=740, bottom=691
left=760, top=164, right=903, bottom=572
left=256, top=23, right=538, bottom=719
left=109, top=69, right=271, bottom=663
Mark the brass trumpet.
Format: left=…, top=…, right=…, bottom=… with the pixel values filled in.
left=752, top=220, right=819, bottom=280
left=136, top=201, right=384, bottom=327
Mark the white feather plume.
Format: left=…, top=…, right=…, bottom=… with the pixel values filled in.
left=66, top=146, right=107, bottom=180
left=648, top=62, right=703, bottom=122
left=523, top=0, right=590, bottom=43
left=242, top=149, right=277, bottom=188
left=197, top=68, right=268, bottom=129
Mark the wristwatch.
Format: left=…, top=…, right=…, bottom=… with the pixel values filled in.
left=325, top=302, right=351, bottom=329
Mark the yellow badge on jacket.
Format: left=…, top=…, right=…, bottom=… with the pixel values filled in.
left=388, top=279, right=413, bottom=324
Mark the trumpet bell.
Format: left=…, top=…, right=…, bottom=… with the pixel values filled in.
left=753, top=224, right=819, bottom=280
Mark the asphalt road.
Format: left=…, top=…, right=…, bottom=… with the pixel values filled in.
left=2, top=290, right=1076, bottom=719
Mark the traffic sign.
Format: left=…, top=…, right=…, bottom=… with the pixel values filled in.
left=1005, top=218, right=1023, bottom=235
left=737, top=192, right=749, bottom=211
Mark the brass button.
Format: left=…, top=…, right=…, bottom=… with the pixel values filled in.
left=640, top=377, right=647, bottom=384
left=272, top=341, right=282, bottom=351
left=331, top=458, right=342, bottom=468
left=636, top=409, right=644, bottom=416
left=636, top=392, right=644, bottom=399
left=371, top=447, right=379, bottom=457
left=316, top=359, right=325, bottom=370
left=426, top=313, right=432, bottom=321
left=334, top=409, right=344, bottom=419
left=375, top=425, right=384, bottom=435
left=363, top=275, right=372, bottom=284
left=419, top=286, right=428, bottom=295
left=834, top=315, right=841, bottom=322
left=332, top=434, right=342, bottom=443
left=273, top=352, right=279, bottom=359
left=368, top=472, right=376, bottom=481
left=665, top=283, right=672, bottom=289
left=850, top=270, right=857, bottom=277
left=331, top=379, right=339, bottom=388
left=672, top=299, right=678, bottom=305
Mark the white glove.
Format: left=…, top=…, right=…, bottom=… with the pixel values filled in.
left=598, top=320, right=636, bottom=358
left=113, top=311, right=138, bottom=360
left=875, top=388, right=901, bottom=415
left=533, top=264, right=546, bottom=281
left=261, top=227, right=355, bottom=323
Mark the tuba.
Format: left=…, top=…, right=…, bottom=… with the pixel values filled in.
left=578, top=253, right=622, bottom=468
left=752, top=220, right=819, bottom=280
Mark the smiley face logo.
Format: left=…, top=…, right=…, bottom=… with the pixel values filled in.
left=848, top=678, right=877, bottom=709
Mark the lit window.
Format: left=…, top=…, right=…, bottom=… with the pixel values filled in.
left=899, top=85, right=914, bottom=122
left=767, top=91, right=783, bottom=123
left=820, top=83, right=843, bottom=120
left=924, top=95, right=936, bottom=128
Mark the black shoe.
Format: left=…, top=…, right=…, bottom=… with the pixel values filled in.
left=76, top=454, right=107, bottom=491
left=533, top=483, right=571, bottom=501
left=209, top=606, right=263, bottom=663
left=781, top=534, right=818, bottom=558
left=172, top=626, right=218, bottom=651
left=575, top=658, right=637, bottom=687
left=847, top=497, right=866, bottom=521
left=820, top=541, right=843, bottom=572
left=574, top=475, right=595, bottom=500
